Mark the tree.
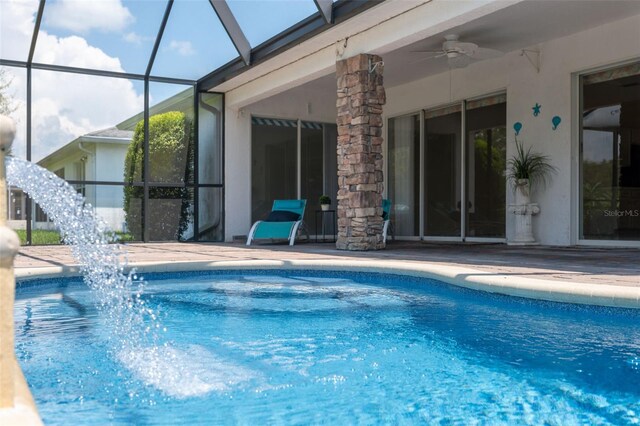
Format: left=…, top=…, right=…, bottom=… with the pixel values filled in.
left=123, top=111, right=193, bottom=241
left=0, top=68, right=17, bottom=116
left=0, top=68, right=18, bottom=156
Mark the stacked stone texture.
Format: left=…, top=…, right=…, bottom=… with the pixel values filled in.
left=335, top=54, right=386, bottom=251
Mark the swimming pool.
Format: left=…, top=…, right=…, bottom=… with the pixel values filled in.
left=15, top=270, right=640, bottom=424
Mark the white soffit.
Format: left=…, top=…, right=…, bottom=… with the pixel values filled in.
left=220, top=0, right=525, bottom=107
left=222, top=0, right=640, bottom=108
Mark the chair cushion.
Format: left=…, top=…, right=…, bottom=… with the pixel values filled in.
left=265, top=210, right=301, bottom=222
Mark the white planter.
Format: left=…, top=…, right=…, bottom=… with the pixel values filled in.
left=514, top=179, right=530, bottom=205
left=320, top=204, right=330, bottom=211
left=508, top=179, right=540, bottom=245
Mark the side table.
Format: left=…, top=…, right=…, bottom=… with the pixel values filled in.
left=315, top=209, right=336, bottom=243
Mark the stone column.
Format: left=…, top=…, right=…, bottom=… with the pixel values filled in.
left=335, top=54, right=385, bottom=251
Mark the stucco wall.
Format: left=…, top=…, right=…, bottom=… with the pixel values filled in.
left=225, top=108, right=250, bottom=240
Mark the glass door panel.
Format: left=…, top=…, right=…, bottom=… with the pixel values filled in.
left=301, top=121, right=324, bottom=232
left=424, top=107, right=462, bottom=237
left=465, top=97, right=507, bottom=238
left=581, top=64, right=640, bottom=240
left=388, top=114, right=420, bottom=237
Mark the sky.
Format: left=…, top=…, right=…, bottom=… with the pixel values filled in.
left=0, top=0, right=320, bottom=161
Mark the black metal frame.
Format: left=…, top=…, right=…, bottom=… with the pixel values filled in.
left=1, top=0, right=379, bottom=244
left=198, top=0, right=383, bottom=90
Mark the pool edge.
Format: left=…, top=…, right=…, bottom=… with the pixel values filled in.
left=15, top=260, right=640, bottom=309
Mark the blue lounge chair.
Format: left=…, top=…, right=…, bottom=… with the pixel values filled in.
left=382, top=198, right=392, bottom=244
left=247, top=199, right=307, bottom=246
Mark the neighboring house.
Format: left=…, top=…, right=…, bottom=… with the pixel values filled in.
left=16, top=88, right=218, bottom=239
left=36, top=127, right=133, bottom=232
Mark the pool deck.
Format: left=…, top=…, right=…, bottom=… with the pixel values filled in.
left=14, top=241, right=640, bottom=308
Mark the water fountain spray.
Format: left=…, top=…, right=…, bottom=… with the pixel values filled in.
left=0, top=114, right=41, bottom=424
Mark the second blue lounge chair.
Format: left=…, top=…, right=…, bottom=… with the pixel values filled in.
left=247, top=199, right=307, bottom=246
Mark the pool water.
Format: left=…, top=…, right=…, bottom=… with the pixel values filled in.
left=15, top=271, right=640, bottom=425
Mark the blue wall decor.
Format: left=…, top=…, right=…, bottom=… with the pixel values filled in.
left=532, top=103, right=541, bottom=117
left=513, top=122, right=523, bottom=136
left=552, top=115, right=561, bottom=130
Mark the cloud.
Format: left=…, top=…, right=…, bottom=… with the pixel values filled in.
left=123, top=32, right=143, bottom=45
left=168, top=40, right=195, bottom=57
left=30, top=70, right=143, bottom=162
left=0, top=0, right=144, bottom=162
left=0, top=0, right=38, bottom=60
left=45, top=0, right=134, bottom=33
left=33, top=34, right=125, bottom=71
left=123, top=32, right=154, bottom=46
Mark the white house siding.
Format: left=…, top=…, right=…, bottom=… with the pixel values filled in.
left=94, top=144, right=128, bottom=232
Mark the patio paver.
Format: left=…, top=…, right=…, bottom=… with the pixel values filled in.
left=15, top=241, right=639, bottom=288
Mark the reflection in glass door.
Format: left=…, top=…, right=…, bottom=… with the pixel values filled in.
left=465, top=97, right=507, bottom=238
left=424, top=106, right=462, bottom=238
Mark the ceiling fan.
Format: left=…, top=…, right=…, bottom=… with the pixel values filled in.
left=414, top=34, right=503, bottom=68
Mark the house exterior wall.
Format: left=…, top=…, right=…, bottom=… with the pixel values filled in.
left=225, top=108, right=251, bottom=241
left=36, top=142, right=129, bottom=232
left=94, top=144, right=129, bottom=232
left=224, top=12, right=640, bottom=246
left=384, top=14, right=640, bottom=246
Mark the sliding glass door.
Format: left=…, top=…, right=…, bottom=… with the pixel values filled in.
left=387, top=94, right=507, bottom=241
left=465, top=96, right=507, bottom=238
left=251, top=117, right=338, bottom=234
left=424, top=106, right=462, bottom=238
left=251, top=118, right=298, bottom=224
left=580, top=63, right=640, bottom=242
left=388, top=114, right=420, bottom=237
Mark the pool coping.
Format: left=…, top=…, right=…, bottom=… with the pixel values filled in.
left=15, top=259, right=640, bottom=309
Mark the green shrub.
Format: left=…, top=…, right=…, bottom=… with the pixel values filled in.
left=123, top=111, right=193, bottom=240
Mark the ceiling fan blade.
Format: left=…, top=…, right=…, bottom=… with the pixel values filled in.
left=448, top=54, right=474, bottom=69
left=469, top=47, right=504, bottom=60
left=450, top=41, right=478, bottom=55
left=410, top=56, right=436, bottom=64
left=410, top=49, right=445, bottom=54
left=408, top=51, right=447, bottom=64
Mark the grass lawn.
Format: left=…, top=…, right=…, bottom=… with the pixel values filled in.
left=15, top=230, right=135, bottom=245
left=16, top=229, right=61, bottom=245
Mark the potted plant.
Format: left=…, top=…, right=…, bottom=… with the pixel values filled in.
left=507, top=138, right=556, bottom=244
left=507, top=139, right=556, bottom=203
left=319, top=195, right=331, bottom=211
